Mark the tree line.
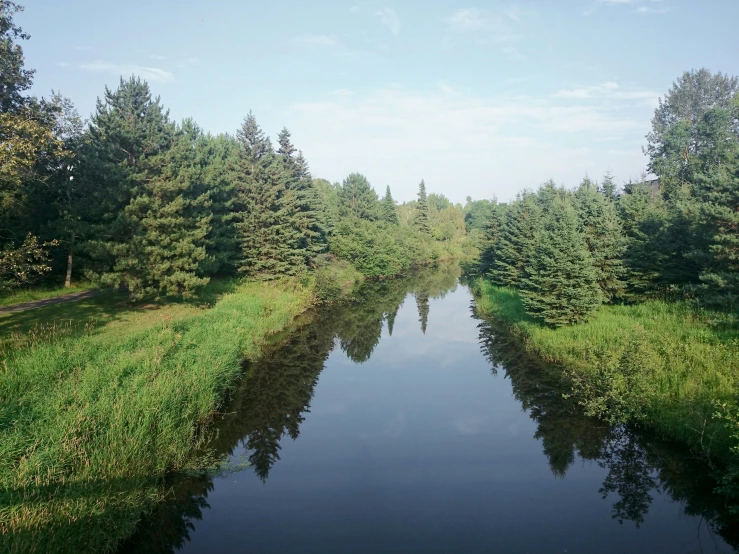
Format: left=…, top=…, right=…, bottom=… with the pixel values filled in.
left=470, top=68, right=739, bottom=327
left=0, top=2, right=468, bottom=299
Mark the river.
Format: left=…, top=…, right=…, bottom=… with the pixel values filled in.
left=120, top=265, right=737, bottom=553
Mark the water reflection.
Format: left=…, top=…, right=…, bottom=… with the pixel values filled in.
left=472, top=310, right=739, bottom=548
left=120, top=266, right=739, bottom=553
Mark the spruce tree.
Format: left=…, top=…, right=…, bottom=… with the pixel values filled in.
left=381, top=185, right=399, bottom=224
left=490, top=191, right=541, bottom=287
left=599, top=171, right=618, bottom=201
left=233, top=113, right=304, bottom=278
left=694, top=136, right=739, bottom=308
left=415, top=179, right=431, bottom=235
left=479, top=201, right=506, bottom=276
left=415, top=292, right=430, bottom=334
left=276, top=129, right=327, bottom=263
left=386, top=306, right=398, bottom=336
left=574, top=178, right=627, bottom=302
left=520, top=198, right=602, bottom=327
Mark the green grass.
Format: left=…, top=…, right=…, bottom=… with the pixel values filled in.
left=0, top=282, right=95, bottom=308
left=0, top=277, right=315, bottom=553
left=472, top=279, right=739, bottom=460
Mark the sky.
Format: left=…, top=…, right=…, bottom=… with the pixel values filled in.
left=18, top=0, right=739, bottom=204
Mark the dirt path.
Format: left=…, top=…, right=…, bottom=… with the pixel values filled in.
left=0, top=289, right=100, bottom=315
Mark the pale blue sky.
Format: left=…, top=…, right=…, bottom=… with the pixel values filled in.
left=20, top=0, right=739, bottom=203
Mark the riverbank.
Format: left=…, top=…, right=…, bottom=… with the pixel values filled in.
left=470, top=279, right=739, bottom=461
left=0, top=266, right=361, bottom=553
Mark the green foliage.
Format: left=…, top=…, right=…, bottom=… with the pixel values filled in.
left=414, top=179, right=431, bottom=235
left=472, top=280, right=739, bottom=460
left=380, top=185, right=399, bottom=224
left=0, top=234, right=56, bottom=291
left=574, top=178, right=627, bottom=301
left=520, top=198, right=602, bottom=327
left=490, top=191, right=541, bottom=287
left=337, top=173, right=380, bottom=221
left=0, top=279, right=314, bottom=553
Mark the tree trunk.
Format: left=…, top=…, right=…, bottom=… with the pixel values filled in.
left=65, top=231, right=75, bottom=287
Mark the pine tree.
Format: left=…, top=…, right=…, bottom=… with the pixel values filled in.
left=199, top=133, right=239, bottom=275
left=115, top=119, right=211, bottom=298
left=337, top=173, right=380, bottom=221
left=85, top=77, right=176, bottom=294
left=381, top=185, right=399, bottom=224
left=574, top=178, right=627, bottom=302
left=520, top=198, right=602, bottom=327
left=490, top=191, right=541, bottom=287
left=415, top=179, right=431, bottom=234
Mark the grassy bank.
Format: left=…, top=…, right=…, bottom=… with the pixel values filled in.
left=0, top=273, right=352, bottom=553
left=471, top=279, right=739, bottom=460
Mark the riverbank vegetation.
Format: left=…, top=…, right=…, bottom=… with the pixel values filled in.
left=471, top=68, right=739, bottom=464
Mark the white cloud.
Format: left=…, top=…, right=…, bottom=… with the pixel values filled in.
left=591, top=0, right=670, bottom=14
left=293, top=34, right=340, bottom=47
left=77, top=61, right=175, bottom=83
left=149, top=54, right=166, bottom=61
left=177, top=57, right=200, bottom=69
left=554, top=81, right=660, bottom=106
left=375, top=7, right=401, bottom=36
left=285, top=83, right=652, bottom=203
left=443, top=7, right=534, bottom=51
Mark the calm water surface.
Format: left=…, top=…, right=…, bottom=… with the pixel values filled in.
left=122, top=266, right=736, bottom=553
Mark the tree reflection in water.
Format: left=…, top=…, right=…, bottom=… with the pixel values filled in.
left=473, top=307, right=739, bottom=548
left=120, top=266, right=739, bottom=553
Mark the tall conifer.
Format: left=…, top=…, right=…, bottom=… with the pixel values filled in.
left=415, top=180, right=431, bottom=234
left=520, top=199, right=602, bottom=327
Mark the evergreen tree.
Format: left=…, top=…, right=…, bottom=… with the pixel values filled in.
left=276, top=129, right=327, bottom=263
left=694, top=130, right=739, bottom=308
left=479, top=201, right=506, bottom=276
left=415, top=179, right=431, bottom=234
left=199, top=133, right=239, bottom=274
left=381, top=185, right=399, bottom=224
left=85, top=77, right=176, bottom=293
left=574, top=178, right=627, bottom=302
left=599, top=171, right=618, bottom=201
left=618, top=181, right=669, bottom=299
left=386, top=306, right=398, bottom=336
left=337, top=173, right=380, bottom=221
left=233, top=113, right=304, bottom=277
left=490, top=191, right=541, bottom=287
left=415, top=292, right=430, bottom=334
left=113, top=119, right=212, bottom=298
left=520, top=199, right=602, bottom=327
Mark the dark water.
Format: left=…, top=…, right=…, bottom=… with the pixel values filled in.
left=122, top=266, right=738, bottom=553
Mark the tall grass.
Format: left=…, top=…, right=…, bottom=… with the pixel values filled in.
left=0, top=279, right=314, bottom=553
left=472, top=279, right=739, bottom=460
